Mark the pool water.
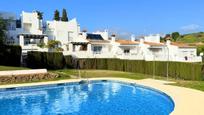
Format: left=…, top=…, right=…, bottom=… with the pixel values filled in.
left=0, top=81, right=174, bottom=115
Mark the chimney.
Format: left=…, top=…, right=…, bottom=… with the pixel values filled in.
left=82, top=29, right=87, bottom=38
left=140, top=38, right=144, bottom=44
left=111, top=34, right=116, bottom=42
left=131, top=35, right=135, bottom=42
left=103, top=29, right=109, bottom=40
left=166, top=40, right=171, bottom=45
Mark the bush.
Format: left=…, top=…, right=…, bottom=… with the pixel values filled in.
left=27, top=51, right=65, bottom=69
left=27, top=54, right=204, bottom=80
left=0, top=45, right=22, bottom=66
left=71, top=58, right=203, bottom=81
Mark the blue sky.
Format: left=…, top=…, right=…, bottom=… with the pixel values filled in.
left=0, top=0, right=204, bottom=38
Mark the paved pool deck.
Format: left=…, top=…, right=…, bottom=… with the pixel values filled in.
left=0, top=78, right=204, bottom=115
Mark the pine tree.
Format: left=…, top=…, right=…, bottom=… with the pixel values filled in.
left=36, top=11, right=43, bottom=20
left=61, top=9, right=68, bottom=22
left=54, top=10, right=60, bottom=21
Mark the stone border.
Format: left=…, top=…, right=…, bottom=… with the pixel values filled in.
left=0, top=69, right=47, bottom=76
left=0, top=78, right=203, bottom=115
left=0, top=73, right=58, bottom=84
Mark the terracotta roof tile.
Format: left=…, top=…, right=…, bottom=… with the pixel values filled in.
left=116, top=40, right=139, bottom=45
left=144, top=42, right=164, bottom=46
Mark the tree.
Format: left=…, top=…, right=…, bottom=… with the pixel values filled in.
left=36, top=11, right=43, bottom=20
left=61, top=9, right=68, bottom=21
left=48, top=40, right=61, bottom=49
left=54, top=10, right=60, bottom=21
left=0, top=17, right=7, bottom=45
left=197, top=45, right=204, bottom=55
left=171, top=32, right=180, bottom=41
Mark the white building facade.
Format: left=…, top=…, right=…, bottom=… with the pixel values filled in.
left=0, top=11, right=202, bottom=62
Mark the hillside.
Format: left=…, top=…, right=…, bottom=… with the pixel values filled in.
left=177, top=32, right=204, bottom=43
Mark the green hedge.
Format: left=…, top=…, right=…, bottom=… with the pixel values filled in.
left=72, top=58, right=203, bottom=81
left=64, top=55, right=74, bottom=68
left=27, top=53, right=204, bottom=80
left=0, top=45, right=22, bottom=66
left=27, top=51, right=65, bottom=69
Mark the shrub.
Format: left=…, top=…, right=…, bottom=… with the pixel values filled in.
left=64, top=55, right=73, bottom=68
left=0, top=45, right=22, bottom=66
left=27, top=51, right=65, bottom=69
left=27, top=54, right=204, bottom=81
left=71, top=58, right=203, bottom=81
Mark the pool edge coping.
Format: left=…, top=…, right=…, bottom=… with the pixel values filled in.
left=0, top=77, right=203, bottom=115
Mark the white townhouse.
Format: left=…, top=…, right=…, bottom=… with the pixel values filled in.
left=0, top=11, right=202, bottom=62
left=46, top=18, right=81, bottom=51
left=64, top=30, right=113, bottom=58
left=0, top=11, right=48, bottom=55
left=112, top=35, right=201, bottom=62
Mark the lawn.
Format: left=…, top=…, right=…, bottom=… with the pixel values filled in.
left=53, top=69, right=152, bottom=80
left=0, top=66, right=30, bottom=71
left=53, top=69, right=204, bottom=92
left=171, top=80, right=204, bottom=92
left=1, top=66, right=204, bottom=92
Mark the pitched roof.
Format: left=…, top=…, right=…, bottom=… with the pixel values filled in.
left=144, top=42, right=164, bottom=46
left=116, top=40, right=139, bottom=45
left=171, top=42, right=196, bottom=48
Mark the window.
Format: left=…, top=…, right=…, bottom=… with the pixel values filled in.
left=93, top=46, right=102, bottom=54
left=6, top=37, right=15, bottom=45
left=124, top=49, right=130, bottom=54
left=80, top=45, right=87, bottom=51
left=68, top=32, right=74, bottom=42
left=7, top=22, right=16, bottom=30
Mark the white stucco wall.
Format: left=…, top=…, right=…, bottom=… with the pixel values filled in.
left=21, top=11, right=43, bottom=35
left=46, top=19, right=79, bottom=43
left=1, top=11, right=202, bottom=62
left=144, top=34, right=161, bottom=43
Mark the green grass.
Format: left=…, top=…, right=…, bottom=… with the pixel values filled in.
left=171, top=80, right=204, bottom=91
left=52, top=69, right=155, bottom=80
left=1, top=66, right=204, bottom=92
left=53, top=69, right=204, bottom=92
left=0, top=66, right=30, bottom=71
left=177, top=32, right=204, bottom=43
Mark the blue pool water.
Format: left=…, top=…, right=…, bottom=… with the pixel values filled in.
left=0, top=80, right=174, bottom=115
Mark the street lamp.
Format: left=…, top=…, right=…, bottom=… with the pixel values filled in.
left=166, top=45, right=170, bottom=80
left=153, top=52, right=155, bottom=79
left=200, top=53, right=203, bottom=64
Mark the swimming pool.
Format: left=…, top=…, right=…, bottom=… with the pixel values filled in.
left=0, top=80, right=174, bottom=115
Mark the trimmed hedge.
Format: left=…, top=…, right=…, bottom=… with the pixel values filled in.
left=71, top=58, right=203, bottom=81
left=27, top=51, right=65, bottom=69
left=0, top=45, right=22, bottom=66
left=26, top=53, right=204, bottom=80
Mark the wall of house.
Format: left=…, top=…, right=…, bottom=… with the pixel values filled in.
left=176, top=48, right=197, bottom=62
left=21, top=11, right=42, bottom=35
left=0, top=12, right=18, bottom=44
left=46, top=19, right=80, bottom=51
left=91, top=44, right=111, bottom=54
left=1, top=11, right=202, bottom=62
left=144, top=34, right=160, bottom=43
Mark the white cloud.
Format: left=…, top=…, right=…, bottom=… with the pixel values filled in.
left=180, top=24, right=202, bottom=32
